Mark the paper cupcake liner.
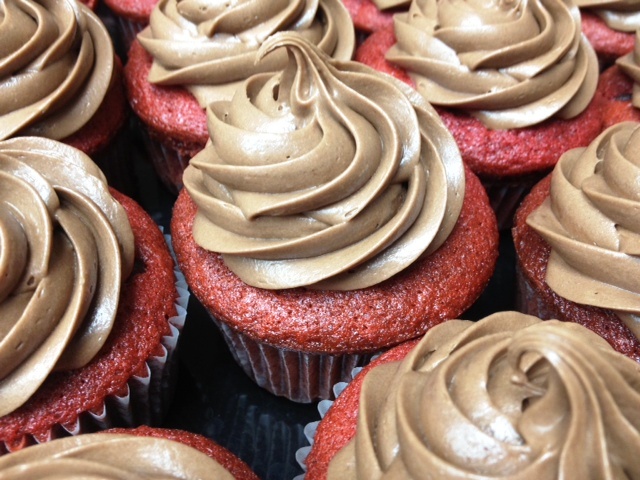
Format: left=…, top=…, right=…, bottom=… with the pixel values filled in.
left=208, top=316, right=377, bottom=404
left=292, top=365, right=366, bottom=480
left=514, top=262, right=556, bottom=320
left=481, top=175, right=543, bottom=231
left=1, top=235, right=190, bottom=455
left=138, top=126, right=196, bottom=196
left=116, top=18, right=147, bottom=52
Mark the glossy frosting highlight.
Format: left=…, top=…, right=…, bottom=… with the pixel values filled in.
left=327, top=311, right=640, bottom=479
left=0, top=0, right=115, bottom=140
left=527, top=122, right=640, bottom=335
left=0, top=137, right=134, bottom=417
left=183, top=32, right=464, bottom=290
left=138, top=0, right=355, bottom=105
left=0, top=433, right=234, bottom=479
left=386, top=0, right=599, bottom=129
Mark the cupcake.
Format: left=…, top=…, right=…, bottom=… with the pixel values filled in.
left=600, top=31, right=640, bottom=127
left=0, top=0, right=129, bottom=181
left=0, top=137, right=187, bottom=453
left=100, top=0, right=155, bottom=50
left=302, top=311, right=640, bottom=479
left=171, top=32, right=499, bottom=403
left=124, top=0, right=355, bottom=194
left=513, top=121, right=640, bottom=361
left=355, top=0, right=606, bottom=229
left=577, top=3, right=639, bottom=66
left=0, top=426, right=259, bottom=479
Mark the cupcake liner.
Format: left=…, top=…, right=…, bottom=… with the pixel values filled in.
left=0, top=235, right=190, bottom=455
left=515, top=262, right=555, bottom=321
left=91, top=118, right=138, bottom=197
left=481, top=174, right=544, bottom=231
left=208, top=316, right=377, bottom=404
left=139, top=125, right=195, bottom=195
left=292, top=366, right=365, bottom=480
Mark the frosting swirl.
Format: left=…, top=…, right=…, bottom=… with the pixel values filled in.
left=0, top=0, right=116, bottom=141
left=138, top=0, right=355, bottom=105
left=182, top=32, right=464, bottom=290
left=0, top=137, right=134, bottom=417
left=0, top=433, right=234, bottom=479
left=617, top=31, right=640, bottom=107
left=386, top=0, right=600, bottom=129
left=575, top=0, right=640, bottom=32
left=527, top=122, right=640, bottom=335
left=328, top=311, right=640, bottom=479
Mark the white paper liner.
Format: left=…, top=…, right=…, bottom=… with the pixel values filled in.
left=292, top=364, right=368, bottom=479
left=1, top=234, right=190, bottom=454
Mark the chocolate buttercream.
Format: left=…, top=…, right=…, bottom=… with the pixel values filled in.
left=0, top=0, right=115, bottom=141
left=0, top=137, right=134, bottom=417
left=0, top=433, right=234, bottom=479
left=617, top=31, right=640, bottom=107
left=386, top=0, right=599, bottom=129
left=182, top=32, right=464, bottom=290
left=575, top=0, right=640, bottom=31
left=527, top=122, right=640, bottom=337
left=328, top=311, right=640, bottom=479
left=138, top=0, right=355, bottom=105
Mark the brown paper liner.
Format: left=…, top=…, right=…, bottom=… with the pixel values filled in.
left=209, top=316, right=377, bottom=404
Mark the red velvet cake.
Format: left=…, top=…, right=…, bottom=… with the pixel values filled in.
left=513, top=122, right=640, bottom=362
left=0, top=138, right=184, bottom=454
left=302, top=312, right=640, bottom=479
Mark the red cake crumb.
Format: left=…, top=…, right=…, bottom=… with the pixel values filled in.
left=0, top=190, right=179, bottom=452
left=102, top=0, right=157, bottom=23
left=106, top=426, right=259, bottom=480
left=341, top=0, right=395, bottom=32
left=512, top=175, right=640, bottom=362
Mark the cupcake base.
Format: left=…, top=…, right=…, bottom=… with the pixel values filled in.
left=171, top=166, right=499, bottom=403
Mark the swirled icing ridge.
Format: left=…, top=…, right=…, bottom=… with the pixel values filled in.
left=0, top=433, right=234, bottom=479
left=0, top=0, right=115, bottom=141
left=182, top=32, right=464, bottom=290
left=328, top=311, right=640, bottom=479
left=386, top=0, right=599, bottom=129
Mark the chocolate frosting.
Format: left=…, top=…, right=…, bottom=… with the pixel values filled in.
left=386, top=0, right=599, bottom=129
left=0, top=137, right=134, bottom=417
left=138, top=0, right=355, bottom=105
left=527, top=122, right=640, bottom=336
left=0, top=0, right=115, bottom=140
left=328, top=311, right=640, bottom=479
left=0, top=433, right=234, bottom=479
left=575, top=0, right=640, bottom=32
left=182, top=32, right=464, bottom=290
left=617, top=31, right=640, bottom=107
